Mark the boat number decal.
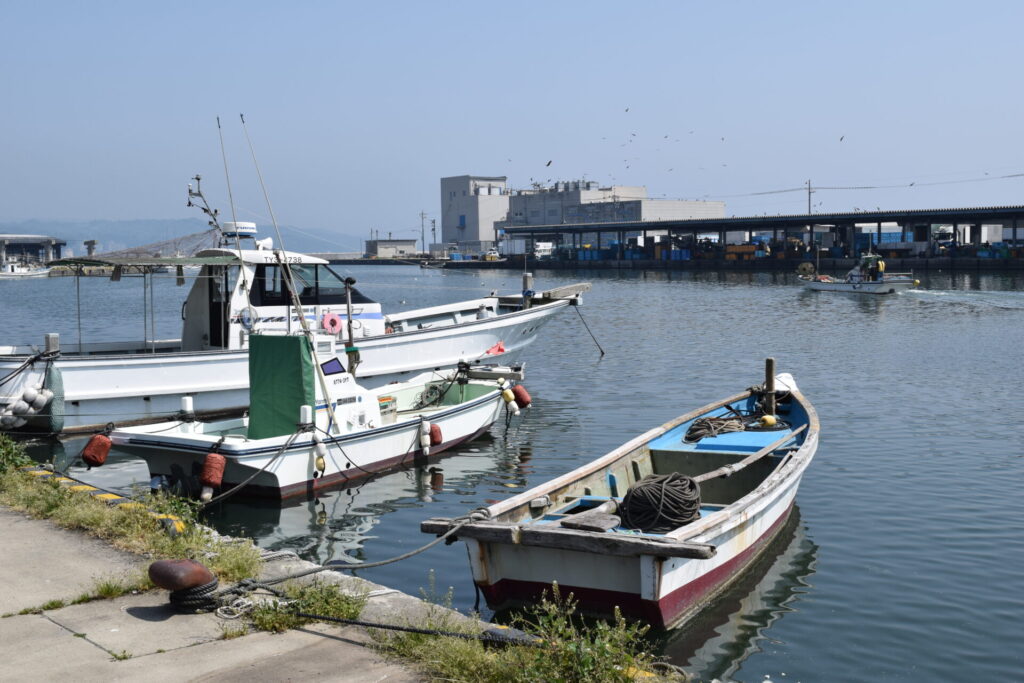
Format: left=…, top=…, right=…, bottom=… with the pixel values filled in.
left=263, top=256, right=301, bottom=263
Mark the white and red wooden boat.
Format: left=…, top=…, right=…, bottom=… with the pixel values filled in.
left=422, top=361, right=818, bottom=628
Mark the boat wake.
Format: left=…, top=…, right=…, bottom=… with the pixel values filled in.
left=906, top=288, right=1024, bottom=311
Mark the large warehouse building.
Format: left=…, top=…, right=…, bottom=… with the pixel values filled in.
left=439, top=175, right=724, bottom=254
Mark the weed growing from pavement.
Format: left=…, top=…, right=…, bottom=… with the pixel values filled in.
left=0, top=435, right=261, bottom=581
left=250, top=581, right=366, bottom=633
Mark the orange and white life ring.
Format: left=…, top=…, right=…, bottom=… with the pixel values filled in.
left=322, top=313, right=343, bottom=334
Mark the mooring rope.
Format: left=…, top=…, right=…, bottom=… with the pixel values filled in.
left=619, top=472, right=701, bottom=533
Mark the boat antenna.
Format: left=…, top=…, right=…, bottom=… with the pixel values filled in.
left=215, top=117, right=259, bottom=327
left=186, top=175, right=222, bottom=232
left=237, top=113, right=344, bottom=430
left=240, top=113, right=287, bottom=253
left=216, top=116, right=241, bottom=239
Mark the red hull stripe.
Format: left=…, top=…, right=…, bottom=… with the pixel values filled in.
left=481, top=501, right=794, bottom=628
left=218, top=423, right=492, bottom=499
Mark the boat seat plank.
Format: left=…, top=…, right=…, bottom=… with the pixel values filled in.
left=649, top=427, right=797, bottom=454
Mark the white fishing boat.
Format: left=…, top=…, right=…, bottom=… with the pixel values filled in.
left=0, top=209, right=586, bottom=436
left=110, top=333, right=528, bottom=499
left=422, top=360, right=818, bottom=629
left=800, top=253, right=918, bottom=294
left=0, top=261, right=51, bottom=279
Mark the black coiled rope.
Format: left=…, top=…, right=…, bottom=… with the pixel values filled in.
left=619, top=473, right=701, bottom=533
left=170, top=578, right=220, bottom=613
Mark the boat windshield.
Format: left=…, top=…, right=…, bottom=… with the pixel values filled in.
left=251, top=264, right=376, bottom=306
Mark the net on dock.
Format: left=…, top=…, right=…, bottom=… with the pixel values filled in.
left=93, top=228, right=221, bottom=259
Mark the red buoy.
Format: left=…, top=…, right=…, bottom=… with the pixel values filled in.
left=511, top=384, right=532, bottom=409
left=81, top=434, right=111, bottom=468
left=429, top=423, right=443, bottom=446
left=200, top=453, right=226, bottom=488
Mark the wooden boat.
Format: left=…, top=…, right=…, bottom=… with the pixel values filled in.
left=110, top=334, right=528, bottom=499
left=422, top=360, right=818, bottom=629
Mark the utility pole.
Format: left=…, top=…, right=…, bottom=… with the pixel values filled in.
left=431, top=219, right=436, bottom=249
left=806, top=179, right=813, bottom=214
left=419, top=211, right=427, bottom=256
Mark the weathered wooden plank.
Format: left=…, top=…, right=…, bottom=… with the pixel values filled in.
left=420, top=518, right=519, bottom=544
left=538, top=282, right=592, bottom=300
left=519, top=527, right=715, bottom=559
left=560, top=514, right=621, bottom=532
left=693, top=423, right=807, bottom=484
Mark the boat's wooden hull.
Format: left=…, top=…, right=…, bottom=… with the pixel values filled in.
left=423, top=373, right=818, bottom=629
left=472, top=464, right=808, bottom=628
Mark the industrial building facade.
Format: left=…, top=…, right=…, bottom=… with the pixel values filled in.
left=439, top=176, right=725, bottom=255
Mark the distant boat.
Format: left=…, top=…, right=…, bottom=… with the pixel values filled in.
left=800, top=253, right=919, bottom=295
left=0, top=261, right=51, bottom=279
left=423, top=360, right=818, bottom=629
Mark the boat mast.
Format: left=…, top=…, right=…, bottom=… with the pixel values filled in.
left=239, top=114, right=343, bottom=431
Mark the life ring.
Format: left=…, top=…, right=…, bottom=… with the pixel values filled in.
left=322, top=313, right=343, bottom=334
left=796, top=262, right=815, bottom=275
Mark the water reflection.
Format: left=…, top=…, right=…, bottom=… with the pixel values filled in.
left=657, top=509, right=818, bottom=679
left=202, top=433, right=535, bottom=566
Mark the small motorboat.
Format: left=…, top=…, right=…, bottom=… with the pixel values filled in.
left=0, top=261, right=51, bottom=279
left=800, top=253, right=918, bottom=294
left=110, top=333, right=529, bottom=499
left=422, top=359, right=818, bottom=629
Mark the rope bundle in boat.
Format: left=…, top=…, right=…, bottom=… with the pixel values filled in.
left=619, top=472, right=701, bottom=534
left=684, top=416, right=744, bottom=443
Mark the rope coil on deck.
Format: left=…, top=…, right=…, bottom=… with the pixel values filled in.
left=619, top=472, right=701, bottom=533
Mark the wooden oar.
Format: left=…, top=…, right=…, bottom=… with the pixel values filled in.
left=693, top=423, right=807, bottom=484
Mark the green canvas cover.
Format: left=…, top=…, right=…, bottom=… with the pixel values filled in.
left=247, top=335, right=315, bottom=439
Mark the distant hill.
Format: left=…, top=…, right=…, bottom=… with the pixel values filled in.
left=0, top=219, right=365, bottom=257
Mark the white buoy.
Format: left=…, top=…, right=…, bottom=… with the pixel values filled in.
left=200, top=486, right=214, bottom=502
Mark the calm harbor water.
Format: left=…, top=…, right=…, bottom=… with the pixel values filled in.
left=8, top=265, right=1024, bottom=681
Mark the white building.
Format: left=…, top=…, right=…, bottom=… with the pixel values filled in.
left=439, top=176, right=727, bottom=254
left=440, top=176, right=510, bottom=253
left=508, top=180, right=724, bottom=226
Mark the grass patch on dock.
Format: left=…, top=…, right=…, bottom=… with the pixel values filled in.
left=0, top=435, right=261, bottom=582
left=250, top=581, right=366, bottom=633
left=374, top=582, right=684, bottom=682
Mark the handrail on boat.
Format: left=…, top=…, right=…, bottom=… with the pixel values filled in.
left=692, top=423, right=807, bottom=484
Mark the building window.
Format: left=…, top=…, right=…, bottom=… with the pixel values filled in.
left=530, top=210, right=540, bottom=218
left=459, top=215, right=466, bottom=228
left=547, top=209, right=558, bottom=216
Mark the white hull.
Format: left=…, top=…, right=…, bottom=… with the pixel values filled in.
left=0, top=297, right=568, bottom=434
left=112, top=387, right=507, bottom=499
left=803, top=277, right=917, bottom=294
left=0, top=267, right=51, bottom=279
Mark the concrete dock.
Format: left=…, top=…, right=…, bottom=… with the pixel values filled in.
left=0, top=507, right=426, bottom=681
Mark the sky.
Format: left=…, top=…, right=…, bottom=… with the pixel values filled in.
left=3, top=1, right=1023, bottom=248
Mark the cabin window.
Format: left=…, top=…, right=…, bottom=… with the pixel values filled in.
left=251, top=264, right=376, bottom=307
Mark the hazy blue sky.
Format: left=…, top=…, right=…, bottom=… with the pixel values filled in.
left=3, top=1, right=1022, bottom=247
